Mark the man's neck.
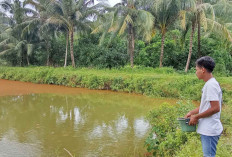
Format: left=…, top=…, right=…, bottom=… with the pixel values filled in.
left=203, top=73, right=213, bottom=82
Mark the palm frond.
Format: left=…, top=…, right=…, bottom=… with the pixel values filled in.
left=207, top=18, right=232, bottom=43
left=0, top=33, right=18, bottom=44
left=0, top=48, right=15, bottom=56
left=119, top=14, right=133, bottom=35
left=225, top=23, right=232, bottom=29
left=197, top=3, right=215, bottom=21
left=0, top=39, right=10, bottom=47
left=0, top=0, right=13, bottom=11
left=46, top=17, right=66, bottom=28
left=179, top=10, right=186, bottom=30
left=180, top=22, right=191, bottom=48
left=200, top=11, right=207, bottom=32
left=27, top=44, right=34, bottom=56
left=76, top=0, right=85, bottom=10
left=136, top=10, right=155, bottom=41
left=23, top=8, right=39, bottom=17
left=91, top=25, right=102, bottom=34
left=0, top=24, right=10, bottom=33
left=99, top=31, right=106, bottom=45
left=14, top=40, right=27, bottom=51
left=23, top=0, right=45, bottom=11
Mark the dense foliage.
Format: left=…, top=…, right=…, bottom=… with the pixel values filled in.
left=146, top=101, right=232, bottom=157
left=135, top=31, right=232, bottom=74
left=0, top=0, right=232, bottom=73
left=145, top=102, right=197, bottom=156
left=0, top=66, right=231, bottom=102
left=1, top=31, right=231, bottom=75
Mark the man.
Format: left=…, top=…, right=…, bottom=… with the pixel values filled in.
left=185, top=56, right=223, bottom=157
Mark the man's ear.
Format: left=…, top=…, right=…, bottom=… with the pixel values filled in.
left=202, top=67, right=206, bottom=73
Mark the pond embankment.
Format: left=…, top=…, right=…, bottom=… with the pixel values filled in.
left=0, top=66, right=231, bottom=102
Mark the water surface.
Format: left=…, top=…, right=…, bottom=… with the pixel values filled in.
left=0, top=79, right=177, bottom=156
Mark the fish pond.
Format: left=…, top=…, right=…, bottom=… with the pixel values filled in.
left=0, top=79, right=177, bottom=156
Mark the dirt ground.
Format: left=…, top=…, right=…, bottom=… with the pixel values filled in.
left=0, top=79, right=104, bottom=96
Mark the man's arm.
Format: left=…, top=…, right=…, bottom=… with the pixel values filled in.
left=185, top=107, right=200, bottom=118
left=189, top=101, right=220, bottom=125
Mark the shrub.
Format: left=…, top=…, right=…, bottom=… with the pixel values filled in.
left=145, top=101, right=197, bottom=156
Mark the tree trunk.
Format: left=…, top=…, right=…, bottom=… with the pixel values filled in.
left=197, top=19, right=201, bottom=57
left=64, top=33, right=69, bottom=68
left=27, top=55, right=30, bottom=66
left=46, top=42, right=50, bottom=66
left=197, top=0, right=202, bottom=57
left=159, top=32, right=166, bottom=68
left=45, top=40, right=52, bottom=66
left=69, top=27, right=75, bottom=68
left=20, top=53, right=23, bottom=67
left=46, top=53, right=50, bottom=66
left=128, top=24, right=135, bottom=68
left=185, top=22, right=196, bottom=72
left=197, top=13, right=201, bottom=57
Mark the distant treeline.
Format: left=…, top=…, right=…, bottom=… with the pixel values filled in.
left=0, top=0, right=232, bottom=73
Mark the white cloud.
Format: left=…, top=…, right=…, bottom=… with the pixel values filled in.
left=108, top=0, right=121, bottom=6
left=96, top=0, right=121, bottom=6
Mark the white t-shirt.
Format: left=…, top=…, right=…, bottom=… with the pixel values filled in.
left=197, top=77, right=223, bottom=136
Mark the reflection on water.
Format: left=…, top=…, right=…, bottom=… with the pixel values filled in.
left=0, top=92, right=175, bottom=156
left=134, top=118, right=150, bottom=138
left=0, top=137, right=41, bottom=157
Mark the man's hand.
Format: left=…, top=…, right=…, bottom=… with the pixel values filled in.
left=184, top=112, right=192, bottom=118
left=184, top=107, right=200, bottom=119
left=189, top=115, right=199, bottom=125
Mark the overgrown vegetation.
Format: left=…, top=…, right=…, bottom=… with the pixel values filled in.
left=0, top=66, right=231, bottom=102
left=0, top=0, right=232, bottom=73
left=1, top=31, right=231, bottom=75
left=146, top=101, right=232, bottom=157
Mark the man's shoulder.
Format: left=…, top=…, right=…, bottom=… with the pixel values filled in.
left=204, top=78, right=221, bottom=91
left=206, top=78, right=219, bottom=86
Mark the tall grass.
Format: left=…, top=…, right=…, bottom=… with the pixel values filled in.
left=0, top=66, right=231, bottom=103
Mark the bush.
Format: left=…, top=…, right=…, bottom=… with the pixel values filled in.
left=145, top=100, right=232, bottom=157
left=75, top=34, right=128, bottom=68
left=0, top=66, right=231, bottom=102
left=145, top=101, right=197, bottom=156
left=134, top=31, right=232, bottom=74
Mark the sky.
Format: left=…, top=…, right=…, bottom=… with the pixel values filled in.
left=8, top=0, right=122, bottom=6
left=104, top=0, right=122, bottom=6
left=2, top=0, right=122, bottom=16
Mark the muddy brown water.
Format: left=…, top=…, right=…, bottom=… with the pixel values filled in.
left=0, top=79, right=180, bottom=156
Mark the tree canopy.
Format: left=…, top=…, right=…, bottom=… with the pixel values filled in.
left=0, top=0, right=231, bottom=74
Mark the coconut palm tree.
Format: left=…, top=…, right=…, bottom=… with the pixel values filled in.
left=43, top=0, right=106, bottom=68
left=181, top=0, right=216, bottom=72
left=151, top=0, right=180, bottom=67
left=183, top=0, right=232, bottom=72
left=23, top=0, right=63, bottom=66
left=0, top=0, right=39, bottom=66
left=212, top=0, right=232, bottom=31
left=92, top=0, right=154, bottom=68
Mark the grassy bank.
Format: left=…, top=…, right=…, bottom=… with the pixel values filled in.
left=0, top=66, right=231, bottom=156
left=146, top=101, right=232, bottom=157
left=0, top=66, right=231, bottom=103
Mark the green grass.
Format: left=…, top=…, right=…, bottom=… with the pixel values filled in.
left=0, top=66, right=231, bottom=156
left=0, top=66, right=231, bottom=103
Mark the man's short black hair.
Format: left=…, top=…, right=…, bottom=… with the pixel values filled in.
left=196, top=56, right=215, bottom=72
